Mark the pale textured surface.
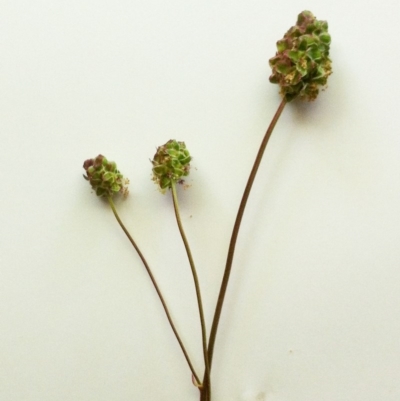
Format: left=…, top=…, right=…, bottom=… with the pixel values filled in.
left=1, top=1, right=400, bottom=400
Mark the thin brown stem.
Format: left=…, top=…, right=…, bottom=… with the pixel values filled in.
left=107, top=196, right=201, bottom=385
left=207, top=98, right=287, bottom=369
left=170, top=182, right=211, bottom=401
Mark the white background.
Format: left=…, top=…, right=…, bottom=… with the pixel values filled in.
left=1, top=1, right=400, bottom=400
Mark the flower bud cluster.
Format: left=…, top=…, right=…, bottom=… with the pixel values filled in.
left=269, top=10, right=332, bottom=102
left=83, top=155, right=129, bottom=197
left=152, top=140, right=191, bottom=191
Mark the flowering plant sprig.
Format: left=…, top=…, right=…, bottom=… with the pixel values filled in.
left=82, top=10, right=331, bottom=401
left=82, top=154, right=201, bottom=386
left=152, top=138, right=211, bottom=397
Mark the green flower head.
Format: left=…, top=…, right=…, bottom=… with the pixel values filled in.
left=269, top=10, right=332, bottom=102
left=151, top=139, right=191, bottom=192
left=83, top=155, right=129, bottom=197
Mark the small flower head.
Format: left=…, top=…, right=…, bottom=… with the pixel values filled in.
left=83, top=155, right=129, bottom=197
left=269, top=10, right=332, bottom=102
left=151, top=139, right=191, bottom=192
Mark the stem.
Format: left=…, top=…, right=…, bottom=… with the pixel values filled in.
left=170, top=182, right=211, bottom=401
left=107, top=196, right=201, bottom=385
left=207, top=99, right=287, bottom=368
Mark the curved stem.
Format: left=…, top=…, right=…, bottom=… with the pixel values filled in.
left=170, top=182, right=211, bottom=401
left=107, top=196, right=201, bottom=385
left=207, top=99, right=287, bottom=368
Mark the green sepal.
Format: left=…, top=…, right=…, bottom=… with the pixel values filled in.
left=288, top=50, right=301, bottom=62
left=96, top=187, right=106, bottom=197
left=160, top=177, right=171, bottom=189
left=111, top=183, right=121, bottom=192
left=153, top=165, right=167, bottom=175
left=276, top=62, right=292, bottom=74
left=277, top=39, right=289, bottom=52
left=307, top=48, right=321, bottom=60
left=319, top=32, right=331, bottom=44
left=180, top=155, right=191, bottom=165
left=102, top=172, right=114, bottom=182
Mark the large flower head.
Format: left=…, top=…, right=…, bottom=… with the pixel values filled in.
left=151, top=139, right=191, bottom=192
left=269, top=10, right=332, bottom=102
left=83, top=155, right=129, bottom=197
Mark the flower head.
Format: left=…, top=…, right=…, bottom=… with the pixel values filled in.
left=83, top=155, right=129, bottom=197
left=151, top=140, right=191, bottom=192
left=269, top=10, right=332, bottom=102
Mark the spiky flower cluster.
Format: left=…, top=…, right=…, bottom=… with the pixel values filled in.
left=269, top=10, right=332, bottom=102
left=152, top=140, right=191, bottom=192
left=83, top=155, right=129, bottom=197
